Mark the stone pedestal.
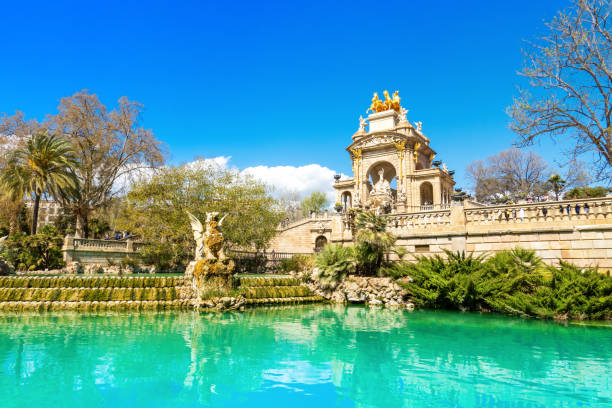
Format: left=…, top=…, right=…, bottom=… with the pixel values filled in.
left=189, top=258, right=236, bottom=300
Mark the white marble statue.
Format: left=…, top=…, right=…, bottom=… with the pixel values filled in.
left=373, top=168, right=391, bottom=195
left=186, top=211, right=228, bottom=261
left=186, top=211, right=206, bottom=260
left=414, top=121, right=423, bottom=132
left=358, top=115, right=367, bottom=131
left=399, top=107, right=408, bottom=122
left=442, top=163, right=448, bottom=172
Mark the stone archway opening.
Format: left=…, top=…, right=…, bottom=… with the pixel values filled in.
left=366, top=161, right=398, bottom=212
left=420, top=182, right=434, bottom=210
left=314, top=236, right=328, bottom=252
left=367, top=161, right=397, bottom=188
left=341, top=191, right=352, bottom=211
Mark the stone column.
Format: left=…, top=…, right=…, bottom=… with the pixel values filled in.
left=62, top=235, right=75, bottom=263
left=433, top=179, right=442, bottom=208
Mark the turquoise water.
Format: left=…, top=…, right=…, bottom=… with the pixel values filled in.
left=0, top=306, right=611, bottom=408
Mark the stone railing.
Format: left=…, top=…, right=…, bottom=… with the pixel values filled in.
left=387, top=209, right=452, bottom=234
left=464, top=197, right=612, bottom=229
left=63, top=237, right=143, bottom=265
left=333, top=197, right=612, bottom=240
left=278, top=212, right=334, bottom=230
left=73, top=238, right=131, bottom=251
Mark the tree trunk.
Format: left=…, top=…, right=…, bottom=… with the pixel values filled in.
left=75, top=210, right=89, bottom=238
left=31, top=193, right=40, bottom=235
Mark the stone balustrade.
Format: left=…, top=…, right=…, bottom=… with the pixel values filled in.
left=63, top=237, right=143, bottom=265
left=272, top=196, right=612, bottom=270
left=463, top=197, right=611, bottom=230
left=387, top=209, right=452, bottom=234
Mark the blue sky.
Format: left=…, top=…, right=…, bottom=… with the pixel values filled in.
left=1, top=0, right=568, bottom=197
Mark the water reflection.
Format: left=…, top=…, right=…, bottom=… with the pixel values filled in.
left=0, top=306, right=611, bottom=407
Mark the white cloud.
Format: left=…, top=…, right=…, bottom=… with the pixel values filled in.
left=242, top=163, right=345, bottom=203
left=187, top=156, right=232, bottom=169
left=112, top=156, right=347, bottom=205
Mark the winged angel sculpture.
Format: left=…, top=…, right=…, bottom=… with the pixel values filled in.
left=186, top=211, right=228, bottom=261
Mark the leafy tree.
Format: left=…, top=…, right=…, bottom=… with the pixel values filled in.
left=1, top=91, right=165, bottom=238
left=547, top=174, right=566, bottom=201
left=0, top=197, right=27, bottom=235
left=49, top=91, right=165, bottom=237
left=466, top=149, right=550, bottom=203
left=508, top=0, right=612, bottom=179
left=1, top=225, right=64, bottom=271
left=565, top=185, right=611, bottom=199
left=300, top=192, right=329, bottom=216
left=0, top=134, right=79, bottom=234
left=88, top=217, right=111, bottom=239
left=116, top=161, right=283, bottom=269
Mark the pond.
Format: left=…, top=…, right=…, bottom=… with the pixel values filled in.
left=0, top=306, right=610, bottom=407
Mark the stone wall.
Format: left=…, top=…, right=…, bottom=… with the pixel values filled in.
left=269, top=197, right=612, bottom=271
left=268, top=213, right=335, bottom=253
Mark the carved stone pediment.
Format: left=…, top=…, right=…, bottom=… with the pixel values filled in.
left=348, top=133, right=408, bottom=151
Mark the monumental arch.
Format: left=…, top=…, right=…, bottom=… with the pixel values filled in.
left=334, top=93, right=455, bottom=214
left=269, top=91, right=612, bottom=271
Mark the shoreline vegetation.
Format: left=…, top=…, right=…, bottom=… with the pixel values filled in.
left=384, top=249, right=612, bottom=321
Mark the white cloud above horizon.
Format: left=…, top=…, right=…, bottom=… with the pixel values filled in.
left=114, top=156, right=346, bottom=204
left=242, top=163, right=344, bottom=203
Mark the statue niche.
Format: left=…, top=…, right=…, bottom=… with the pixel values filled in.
left=366, top=164, right=396, bottom=213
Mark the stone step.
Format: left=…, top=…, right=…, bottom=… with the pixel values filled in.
left=0, top=287, right=193, bottom=302
left=0, top=276, right=190, bottom=289
left=0, top=300, right=193, bottom=312
left=245, top=296, right=325, bottom=305
left=238, top=276, right=300, bottom=287
left=241, top=286, right=312, bottom=299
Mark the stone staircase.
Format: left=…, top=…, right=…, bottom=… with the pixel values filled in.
left=237, top=276, right=324, bottom=305
left=0, top=276, right=194, bottom=311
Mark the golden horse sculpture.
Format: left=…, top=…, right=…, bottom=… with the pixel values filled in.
left=368, top=90, right=402, bottom=113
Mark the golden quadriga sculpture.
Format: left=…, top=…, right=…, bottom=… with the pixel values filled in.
left=368, top=90, right=401, bottom=113
left=186, top=211, right=235, bottom=298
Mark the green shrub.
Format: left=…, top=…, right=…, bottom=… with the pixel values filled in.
left=386, top=248, right=612, bottom=320
left=121, top=256, right=141, bottom=271
left=280, top=254, right=315, bottom=273
left=140, top=243, right=184, bottom=272
left=1, top=226, right=65, bottom=271
left=313, top=244, right=354, bottom=290
left=353, top=211, right=397, bottom=276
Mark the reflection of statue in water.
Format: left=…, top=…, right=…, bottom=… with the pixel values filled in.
left=373, top=168, right=391, bottom=195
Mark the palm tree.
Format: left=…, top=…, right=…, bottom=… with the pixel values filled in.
left=0, top=134, right=79, bottom=234
left=353, top=211, right=397, bottom=275
left=547, top=174, right=566, bottom=201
